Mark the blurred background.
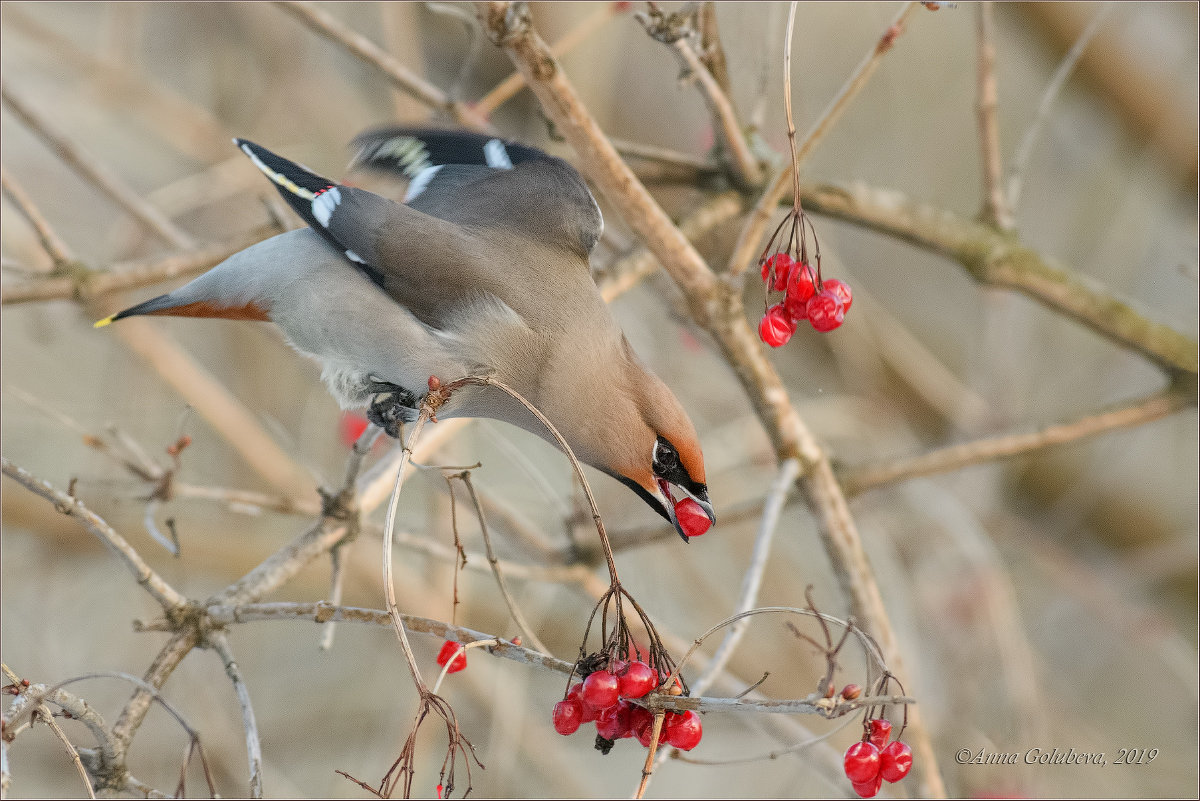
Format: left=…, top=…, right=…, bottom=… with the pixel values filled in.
left=1, top=2, right=1196, bottom=797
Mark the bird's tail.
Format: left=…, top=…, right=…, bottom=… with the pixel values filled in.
left=94, top=292, right=269, bottom=327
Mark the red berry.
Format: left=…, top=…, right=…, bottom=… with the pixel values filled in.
left=879, top=740, right=913, bottom=782
left=843, top=741, right=881, bottom=783
left=868, top=718, right=892, bottom=750
left=553, top=699, right=583, bottom=735
left=785, top=261, right=817, bottom=309
left=629, top=705, right=654, bottom=746
left=674, top=497, right=712, bottom=538
left=618, top=661, right=658, bottom=699
left=806, top=290, right=845, bottom=332
left=596, top=700, right=632, bottom=740
left=566, top=683, right=601, bottom=722
left=823, top=278, right=853, bottom=313
left=435, top=641, right=466, bottom=673
left=761, top=252, right=794, bottom=292
left=582, top=671, right=620, bottom=710
left=339, top=412, right=369, bottom=445
left=840, top=683, right=862, bottom=700
left=851, top=773, right=883, bottom=798
left=758, top=304, right=796, bottom=347
left=665, top=709, right=702, bottom=750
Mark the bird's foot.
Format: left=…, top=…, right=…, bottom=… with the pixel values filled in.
left=365, top=384, right=420, bottom=439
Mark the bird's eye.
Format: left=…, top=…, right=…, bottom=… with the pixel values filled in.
left=653, top=439, right=678, bottom=474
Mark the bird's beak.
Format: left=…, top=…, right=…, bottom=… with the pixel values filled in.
left=654, top=478, right=716, bottom=543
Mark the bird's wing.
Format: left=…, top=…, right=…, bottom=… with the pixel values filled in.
left=350, top=127, right=604, bottom=258
left=235, top=138, right=576, bottom=331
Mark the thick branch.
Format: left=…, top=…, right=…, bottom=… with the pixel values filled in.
left=842, top=383, right=1194, bottom=496
left=2, top=227, right=277, bottom=307
left=478, top=4, right=944, bottom=795
left=800, top=181, right=1199, bottom=375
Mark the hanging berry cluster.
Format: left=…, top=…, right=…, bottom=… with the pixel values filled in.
left=755, top=210, right=852, bottom=347
left=551, top=658, right=702, bottom=753
left=841, top=680, right=914, bottom=798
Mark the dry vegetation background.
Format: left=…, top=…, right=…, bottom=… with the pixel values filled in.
left=1, top=1, right=1197, bottom=798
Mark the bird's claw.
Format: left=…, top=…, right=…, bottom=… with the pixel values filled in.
left=366, top=387, right=420, bottom=439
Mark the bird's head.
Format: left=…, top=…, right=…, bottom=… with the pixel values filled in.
left=602, top=350, right=714, bottom=543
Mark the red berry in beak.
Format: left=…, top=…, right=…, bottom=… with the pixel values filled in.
left=674, top=497, right=712, bottom=538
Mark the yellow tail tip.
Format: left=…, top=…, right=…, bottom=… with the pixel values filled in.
left=93, top=315, right=115, bottom=328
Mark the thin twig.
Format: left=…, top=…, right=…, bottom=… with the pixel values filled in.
left=672, top=37, right=763, bottom=187
left=200, top=602, right=912, bottom=717
left=975, top=2, right=1013, bottom=230
left=725, top=1, right=918, bottom=279
left=0, top=81, right=195, bottom=249
left=34, top=703, right=97, bottom=799
left=842, top=384, right=1192, bottom=496
left=381, top=410, right=435, bottom=692
left=1007, top=2, right=1114, bottom=211
left=208, top=632, right=264, bottom=798
left=273, top=1, right=492, bottom=132
left=691, top=459, right=800, bottom=696
left=108, top=318, right=318, bottom=504
left=454, top=472, right=552, bottom=654
left=1, top=458, right=187, bottom=611
left=0, top=164, right=78, bottom=269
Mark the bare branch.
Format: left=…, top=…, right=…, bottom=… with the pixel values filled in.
left=1, top=228, right=274, bottom=306
left=272, top=1, right=492, bottom=131
left=477, top=2, right=628, bottom=115
left=842, top=384, right=1193, bottom=496
left=799, top=180, right=1199, bottom=375
left=0, top=164, right=77, bottom=269
left=208, top=632, right=264, bottom=799
left=672, top=37, right=763, bottom=187
left=0, top=82, right=195, bottom=249
left=1, top=458, right=188, bottom=611
left=975, top=2, right=1013, bottom=230
left=690, top=459, right=801, bottom=696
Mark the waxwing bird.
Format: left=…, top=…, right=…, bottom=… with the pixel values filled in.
left=95, top=130, right=715, bottom=540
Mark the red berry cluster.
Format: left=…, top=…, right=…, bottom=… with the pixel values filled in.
left=757, top=252, right=853, bottom=347
left=552, top=661, right=702, bottom=752
left=843, top=718, right=913, bottom=798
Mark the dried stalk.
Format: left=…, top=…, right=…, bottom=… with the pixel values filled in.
left=726, top=1, right=918, bottom=279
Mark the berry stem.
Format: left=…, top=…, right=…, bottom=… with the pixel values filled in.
left=783, top=1, right=803, bottom=218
